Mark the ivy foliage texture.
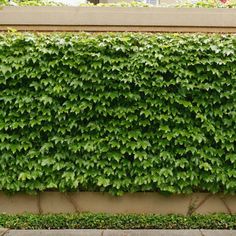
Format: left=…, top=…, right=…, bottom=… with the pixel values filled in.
left=0, top=33, right=236, bottom=195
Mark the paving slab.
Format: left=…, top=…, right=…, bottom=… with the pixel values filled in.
left=200, top=230, right=236, bottom=236
left=4, top=230, right=100, bottom=236
left=2, top=229, right=236, bottom=236
left=2, top=229, right=202, bottom=236
left=103, top=229, right=201, bottom=236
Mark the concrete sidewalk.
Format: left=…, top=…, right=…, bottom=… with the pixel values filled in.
left=1, top=229, right=236, bottom=236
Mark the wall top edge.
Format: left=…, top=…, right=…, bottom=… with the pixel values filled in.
left=1, top=7, right=236, bottom=27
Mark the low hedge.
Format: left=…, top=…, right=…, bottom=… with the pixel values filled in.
left=0, top=0, right=63, bottom=6
left=176, top=0, right=236, bottom=8
left=0, top=213, right=235, bottom=229
left=0, top=33, right=236, bottom=195
left=83, top=0, right=236, bottom=8
left=1, top=0, right=236, bottom=7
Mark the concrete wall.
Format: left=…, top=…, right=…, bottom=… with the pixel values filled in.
left=0, top=7, right=236, bottom=33
left=0, top=192, right=235, bottom=215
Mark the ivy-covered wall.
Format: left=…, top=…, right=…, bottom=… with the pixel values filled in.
left=0, top=33, right=235, bottom=195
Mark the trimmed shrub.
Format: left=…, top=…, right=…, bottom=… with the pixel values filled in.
left=0, top=33, right=236, bottom=195
left=0, top=0, right=63, bottom=6
left=0, top=213, right=235, bottom=229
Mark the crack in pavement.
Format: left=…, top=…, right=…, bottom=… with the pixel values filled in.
left=0, top=229, right=10, bottom=236
left=199, top=229, right=206, bottom=236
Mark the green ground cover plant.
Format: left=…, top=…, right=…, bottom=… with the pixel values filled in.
left=0, top=0, right=63, bottom=6
left=0, top=213, right=235, bottom=229
left=82, top=0, right=236, bottom=8
left=80, top=2, right=153, bottom=7
left=0, top=33, right=236, bottom=195
left=1, top=0, right=235, bottom=7
left=176, top=0, right=236, bottom=8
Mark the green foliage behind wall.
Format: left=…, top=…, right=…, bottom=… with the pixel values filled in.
left=0, top=33, right=236, bottom=195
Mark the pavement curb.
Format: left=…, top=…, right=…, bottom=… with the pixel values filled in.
left=1, top=229, right=236, bottom=236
